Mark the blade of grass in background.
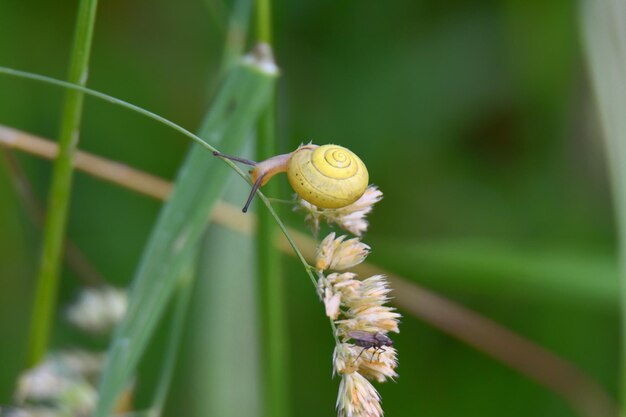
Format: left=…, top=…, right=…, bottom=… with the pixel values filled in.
left=581, top=1, right=626, bottom=411
left=220, top=0, right=254, bottom=75
left=151, top=0, right=259, bottom=416
left=190, top=176, right=261, bottom=417
left=94, top=52, right=278, bottom=417
left=148, top=253, right=196, bottom=417
left=168, top=3, right=259, bottom=416
left=255, top=0, right=289, bottom=416
left=27, top=0, right=98, bottom=366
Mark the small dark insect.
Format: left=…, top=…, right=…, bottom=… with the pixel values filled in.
left=348, top=330, right=393, bottom=362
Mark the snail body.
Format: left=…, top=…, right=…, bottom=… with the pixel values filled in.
left=214, top=144, right=369, bottom=212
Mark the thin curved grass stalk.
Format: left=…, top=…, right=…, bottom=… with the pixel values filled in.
left=0, top=65, right=265, bottom=196
left=0, top=67, right=220, bottom=154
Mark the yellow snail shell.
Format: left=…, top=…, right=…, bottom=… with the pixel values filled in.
left=286, top=144, right=368, bottom=208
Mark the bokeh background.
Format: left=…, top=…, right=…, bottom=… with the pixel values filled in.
left=0, top=0, right=618, bottom=416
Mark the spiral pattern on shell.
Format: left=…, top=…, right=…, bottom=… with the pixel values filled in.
left=287, top=144, right=369, bottom=209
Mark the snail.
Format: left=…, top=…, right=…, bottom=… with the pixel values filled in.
left=213, top=144, right=369, bottom=213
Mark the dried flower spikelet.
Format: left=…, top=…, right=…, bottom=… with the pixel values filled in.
left=333, top=343, right=360, bottom=376
left=339, top=306, right=401, bottom=335
left=338, top=275, right=401, bottom=334
left=351, top=345, right=398, bottom=383
left=336, top=372, right=383, bottom=417
left=66, top=286, right=127, bottom=334
left=327, top=272, right=362, bottom=305
left=318, top=272, right=361, bottom=320
left=295, top=185, right=383, bottom=236
left=316, top=233, right=344, bottom=271
left=330, top=186, right=383, bottom=236
left=352, top=275, right=394, bottom=306
left=316, top=233, right=370, bottom=272
left=334, top=344, right=397, bottom=383
left=318, top=275, right=340, bottom=319
left=323, top=290, right=342, bottom=320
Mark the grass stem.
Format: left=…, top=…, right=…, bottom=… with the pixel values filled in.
left=255, top=1, right=289, bottom=415
left=256, top=0, right=272, bottom=44
left=257, top=100, right=289, bottom=417
left=26, top=0, right=98, bottom=366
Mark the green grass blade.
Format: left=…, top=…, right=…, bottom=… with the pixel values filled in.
left=148, top=2, right=255, bottom=415
left=27, top=0, right=99, bottom=366
left=220, top=0, right=254, bottom=74
left=148, top=254, right=195, bottom=417
left=190, top=178, right=261, bottom=417
left=94, top=52, right=278, bottom=417
left=581, top=0, right=626, bottom=410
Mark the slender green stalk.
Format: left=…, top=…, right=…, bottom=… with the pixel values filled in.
left=256, top=0, right=272, bottom=44
left=257, top=94, right=289, bottom=417
left=27, top=0, right=98, bottom=366
left=255, top=1, right=288, bottom=415
left=149, top=256, right=195, bottom=417
left=581, top=1, right=626, bottom=412
left=0, top=66, right=253, bottom=177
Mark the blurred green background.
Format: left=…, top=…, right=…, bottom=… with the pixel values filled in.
left=0, top=0, right=619, bottom=416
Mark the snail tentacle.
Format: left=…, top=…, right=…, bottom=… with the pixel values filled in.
left=213, top=151, right=257, bottom=166
left=242, top=174, right=265, bottom=213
